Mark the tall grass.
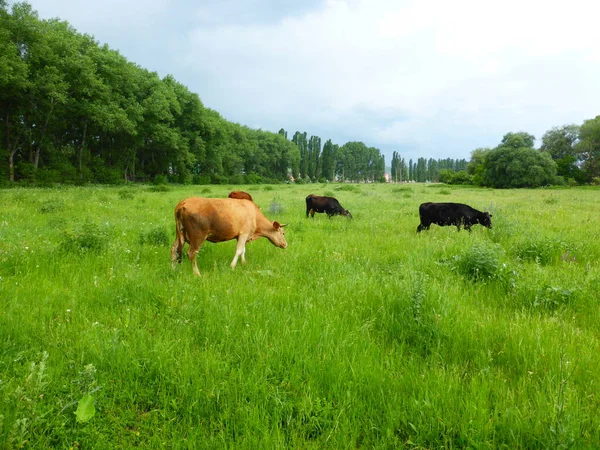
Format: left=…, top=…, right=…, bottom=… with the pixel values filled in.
left=1, top=184, right=599, bottom=448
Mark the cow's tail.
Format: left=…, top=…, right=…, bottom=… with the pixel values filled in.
left=172, top=206, right=187, bottom=264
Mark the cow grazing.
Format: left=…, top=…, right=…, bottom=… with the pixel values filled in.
left=417, top=202, right=492, bottom=232
left=305, top=194, right=352, bottom=219
left=171, top=197, right=287, bottom=275
left=228, top=191, right=253, bottom=202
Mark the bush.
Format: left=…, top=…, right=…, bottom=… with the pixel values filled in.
left=211, top=174, right=228, bottom=185
left=154, top=175, right=168, bottom=185
left=118, top=189, right=134, bottom=200
left=60, top=222, right=108, bottom=254
left=147, top=185, right=170, bottom=192
left=39, top=200, right=65, bottom=214
left=294, top=177, right=308, bottom=185
left=515, top=235, right=560, bottom=265
left=245, top=173, right=263, bottom=184
left=193, top=175, right=211, bottom=185
left=139, top=227, right=170, bottom=246
left=452, top=242, right=504, bottom=282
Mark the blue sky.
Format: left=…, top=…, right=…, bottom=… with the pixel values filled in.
left=17, top=0, right=600, bottom=164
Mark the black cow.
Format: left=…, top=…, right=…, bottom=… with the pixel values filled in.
left=306, top=194, right=352, bottom=219
left=417, top=202, right=492, bottom=232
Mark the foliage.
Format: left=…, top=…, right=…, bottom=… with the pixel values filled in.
left=139, top=226, right=170, bottom=246
left=514, top=235, right=561, bottom=265
left=452, top=242, right=505, bottom=282
left=60, top=221, right=108, bottom=253
left=540, top=125, right=583, bottom=182
left=483, top=143, right=557, bottom=188
left=576, top=115, right=600, bottom=181
left=438, top=169, right=472, bottom=185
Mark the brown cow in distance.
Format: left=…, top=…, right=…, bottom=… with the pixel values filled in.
left=228, top=191, right=253, bottom=202
left=171, top=197, right=287, bottom=276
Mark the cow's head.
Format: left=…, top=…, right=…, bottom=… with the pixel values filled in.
left=267, top=221, right=288, bottom=248
left=480, top=212, right=492, bottom=228
left=342, top=209, right=353, bottom=219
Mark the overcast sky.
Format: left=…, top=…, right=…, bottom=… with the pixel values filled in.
left=16, top=0, right=600, bottom=163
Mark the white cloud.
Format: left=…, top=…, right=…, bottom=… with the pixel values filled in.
left=16, top=0, right=600, bottom=162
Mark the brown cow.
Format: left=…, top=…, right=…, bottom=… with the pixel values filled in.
left=228, top=191, right=253, bottom=202
left=171, top=197, right=287, bottom=275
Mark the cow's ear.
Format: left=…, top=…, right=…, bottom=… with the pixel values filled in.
left=273, top=221, right=281, bottom=230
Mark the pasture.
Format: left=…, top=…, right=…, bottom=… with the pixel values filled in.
left=1, top=183, right=599, bottom=448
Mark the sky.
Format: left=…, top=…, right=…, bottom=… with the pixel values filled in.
left=15, top=0, right=600, bottom=164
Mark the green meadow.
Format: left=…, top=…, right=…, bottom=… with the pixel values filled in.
left=1, top=183, right=599, bottom=448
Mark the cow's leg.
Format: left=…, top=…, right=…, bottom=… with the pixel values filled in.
left=187, top=233, right=207, bottom=276
left=417, top=223, right=423, bottom=233
left=171, top=238, right=184, bottom=268
left=310, top=209, right=315, bottom=218
left=231, top=234, right=249, bottom=269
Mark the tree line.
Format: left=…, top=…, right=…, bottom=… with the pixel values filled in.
left=2, top=2, right=599, bottom=188
left=390, top=153, right=468, bottom=182
left=439, top=125, right=600, bottom=188
left=0, top=2, right=387, bottom=185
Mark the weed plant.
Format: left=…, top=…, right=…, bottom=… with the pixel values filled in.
left=1, top=184, right=599, bottom=448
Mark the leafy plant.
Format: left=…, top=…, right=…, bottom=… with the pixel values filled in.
left=139, top=226, right=170, bottom=246
left=60, top=222, right=108, bottom=253
left=452, top=242, right=504, bottom=282
left=118, top=189, right=134, bottom=200
left=515, top=235, right=560, bottom=265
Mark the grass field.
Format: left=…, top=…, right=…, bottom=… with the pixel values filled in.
left=1, top=183, right=599, bottom=448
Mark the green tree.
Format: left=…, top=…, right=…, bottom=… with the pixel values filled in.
left=500, top=131, right=536, bottom=149
left=540, top=124, right=581, bottom=182
left=321, top=139, right=335, bottom=181
left=483, top=142, right=557, bottom=188
left=576, top=116, right=600, bottom=181
left=467, top=148, right=491, bottom=185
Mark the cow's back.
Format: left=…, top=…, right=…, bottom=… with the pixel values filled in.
left=176, top=197, right=257, bottom=242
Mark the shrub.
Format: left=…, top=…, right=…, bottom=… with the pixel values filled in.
left=118, top=189, right=134, bottom=200
left=211, top=174, right=228, bottom=185
left=378, top=272, right=444, bottom=356
left=153, top=175, right=168, bottom=185
left=245, top=173, right=263, bottom=184
left=533, top=285, right=576, bottom=310
left=263, top=185, right=275, bottom=191
left=60, top=222, right=108, bottom=254
left=452, top=242, right=504, bottom=282
left=192, top=175, right=211, bottom=185
left=139, top=227, right=170, bottom=246
left=515, top=235, right=560, bottom=265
